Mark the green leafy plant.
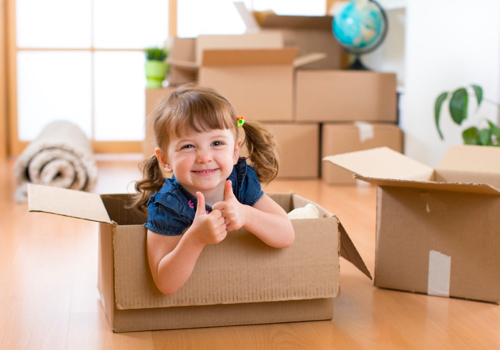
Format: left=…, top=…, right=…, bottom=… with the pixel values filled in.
left=145, top=46, right=168, bottom=62
left=435, top=84, right=500, bottom=146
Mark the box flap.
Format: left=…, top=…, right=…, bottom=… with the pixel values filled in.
left=437, top=145, right=500, bottom=174
left=323, top=147, right=435, bottom=181
left=234, top=2, right=333, bottom=31
left=260, top=14, right=333, bottom=31
left=291, top=194, right=371, bottom=279
left=355, top=176, right=500, bottom=195
left=293, top=52, right=327, bottom=68
left=196, top=33, right=284, bottom=64
left=27, top=184, right=111, bottom=224
left=201, top=48, right=298, bottom=67
left=167, top=58, right=199, bottom=71
left=436, top=145, right=500, bottom=190
left=338, top=222, right=372, bottom=279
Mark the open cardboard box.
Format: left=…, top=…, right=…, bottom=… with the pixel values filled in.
left=234, top=1, right=343, bottom=70
left=324, top=145, right=500, bottom=303
left=28, top=184, right=371, bottom=332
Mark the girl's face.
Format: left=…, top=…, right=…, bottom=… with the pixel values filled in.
left=156, top=128, right=240, bottom=203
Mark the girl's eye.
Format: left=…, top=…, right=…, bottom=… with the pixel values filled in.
left=212, top=141, right=224, bottom=147
left=180, top=144, right=194, bottom=150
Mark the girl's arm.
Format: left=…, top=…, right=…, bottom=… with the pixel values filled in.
left=147, top=192, right=227, bottom=295
left=213, top=180, right=295, bottom=248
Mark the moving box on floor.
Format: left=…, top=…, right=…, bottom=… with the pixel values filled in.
left=28, top=184, right=371, bottom=332
left=324, top=145, right=500, bottom=303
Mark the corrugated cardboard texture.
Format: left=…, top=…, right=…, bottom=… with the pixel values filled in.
left=322, top=123, right=403, bottom=185
left=375, top=187, right=500, bottom=303
left=295, top=71, right=397, bottom=122
left=199, top=65, right=294, bottom=122
left=113, top=218, right=339, bottom=309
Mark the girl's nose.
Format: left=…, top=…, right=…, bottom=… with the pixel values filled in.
left=196, top=149, right=212, bottom=163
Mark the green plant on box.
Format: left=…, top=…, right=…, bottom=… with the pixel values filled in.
left=435, top=84, right=500, bottom=146
left=144, top=46, right=169, bottom=89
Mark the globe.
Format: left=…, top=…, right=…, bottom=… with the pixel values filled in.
left=332, top=0, right=388, bottom=70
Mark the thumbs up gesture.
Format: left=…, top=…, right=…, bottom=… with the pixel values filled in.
left=191, top=191, right=227, bottom=245
left=212, top=180, right=246, bottom=232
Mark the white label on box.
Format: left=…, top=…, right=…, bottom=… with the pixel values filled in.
left=354, top=121, right=374, bottom=143
left=428, top=250, right=451, bottom=297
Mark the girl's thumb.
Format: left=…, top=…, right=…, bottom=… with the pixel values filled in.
left=224, top=180, right=234, bottom=200
left=195, top=192, right=206, bottom=215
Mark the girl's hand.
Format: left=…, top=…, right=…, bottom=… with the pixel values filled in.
left=212, top=180, right=246, bottom=232
left=190, top=191, right=227, bottom=245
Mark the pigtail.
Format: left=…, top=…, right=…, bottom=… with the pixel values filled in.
left=130, top=155, right=165, bottom=212
left=242, top=121, right=279, bottom=183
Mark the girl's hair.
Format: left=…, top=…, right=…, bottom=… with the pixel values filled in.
left=132, top=84, right=279, bottom=211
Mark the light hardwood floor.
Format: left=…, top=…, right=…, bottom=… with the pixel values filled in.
left=1, top=155, right=499, bottom=350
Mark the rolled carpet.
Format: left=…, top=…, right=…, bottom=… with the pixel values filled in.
left=14, top=120, right=98, bottom=202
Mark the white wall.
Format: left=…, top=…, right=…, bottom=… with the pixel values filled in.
left=362, top=1, right=407, bottom=88
left=403, top=0, right=500, bottom=167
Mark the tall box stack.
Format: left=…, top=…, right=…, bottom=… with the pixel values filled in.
left=144, top=6, right=402, bottom=181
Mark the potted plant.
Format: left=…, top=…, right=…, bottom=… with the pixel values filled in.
left=144, top=46, right=169, bottom=89
left=434, top=84, right=500, bottom=146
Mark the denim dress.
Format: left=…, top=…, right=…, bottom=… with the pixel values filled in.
left=145, top=158, right=264, bottom=236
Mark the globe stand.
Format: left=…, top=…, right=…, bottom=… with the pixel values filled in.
left=348, top=55, right=369, bottom=71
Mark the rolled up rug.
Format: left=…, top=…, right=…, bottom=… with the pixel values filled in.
left=14, top=120, right=98, bottom=202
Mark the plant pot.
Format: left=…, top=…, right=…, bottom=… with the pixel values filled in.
left=145, top=60, right=169, bottom=89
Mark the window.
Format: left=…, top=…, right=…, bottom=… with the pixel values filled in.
left=11, top=0, right=327, bottom=154
left=15, top=0, right=169, bottom=149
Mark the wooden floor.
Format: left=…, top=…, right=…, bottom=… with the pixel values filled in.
left=1, top=155, right=499, bottom=350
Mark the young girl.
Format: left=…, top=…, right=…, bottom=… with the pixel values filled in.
left=133, top=85, right=295, bottom=295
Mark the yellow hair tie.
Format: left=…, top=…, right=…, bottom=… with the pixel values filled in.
left=237, top=116, right=245, bottom=128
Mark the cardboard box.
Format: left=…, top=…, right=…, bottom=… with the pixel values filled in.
left=324, top=145, right=500, bottom=303
left=168, top=33, right=285, bottom=86
left=235, top=1, right=343, bottom=70
left=267, top=123, right=320, bottom=179
left=199, top=48, right=302, bottom=122
left=322, top=123, right=403, bottom=185
left=28, top=184, right=371, bottom=332
left=296, top=71, right=398, bottom=123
